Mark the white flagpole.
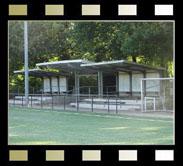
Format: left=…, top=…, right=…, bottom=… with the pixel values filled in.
left=24, top=21, right=29, bottom=106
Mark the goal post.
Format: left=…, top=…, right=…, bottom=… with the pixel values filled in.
left=141, top=77, right=174, bottom=112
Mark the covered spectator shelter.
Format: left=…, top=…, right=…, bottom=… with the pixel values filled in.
left=14, top=59, right=165, bottom=96
left=14, top=69, right=68, bottom=94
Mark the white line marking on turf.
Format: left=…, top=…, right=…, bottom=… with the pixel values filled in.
left=11, top=107, right=173, bottom=123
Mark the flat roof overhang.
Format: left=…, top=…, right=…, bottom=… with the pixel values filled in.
left=14, top=69, right=68, bottom=77
left=34, top=59, right=165, bottom=74
left=36, top=59, right=95, bottom=73
left=81, top=60, right=165, bottom=73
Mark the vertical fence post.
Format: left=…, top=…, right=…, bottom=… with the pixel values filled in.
left=64, top=95, right=66, bottom=110
left=41, top=94, right=43, bottom=108
left=116, top=95, right=118, bottom=114
left=91, top=95, right=93, bottom=112
left=31, top=95, right=32, bottom=107
left=14, top=94, right=15, bottom=106
left=89, top=87, right=91, bottom=99
left=58, top=93, right=60, bottom=109
left=77, top=95, right=79, bottom=111
left=52, top=94, right=53, bottom=109
left=108, top=96, right=110, bottom=113
left=22, top=95, right=23, bottom=107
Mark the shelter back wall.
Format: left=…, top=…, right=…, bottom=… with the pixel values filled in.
left=119, top=72, right=160, bottom=92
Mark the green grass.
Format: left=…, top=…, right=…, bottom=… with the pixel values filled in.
left=8, top=106, right=174, bottom=145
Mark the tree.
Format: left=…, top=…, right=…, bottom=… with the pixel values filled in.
left=73, top=22, right=173, bottom=76
left=72, top=22, right=126, bottom=61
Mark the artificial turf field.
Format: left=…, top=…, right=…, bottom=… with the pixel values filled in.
left=8, top=106, right=174, bottom=145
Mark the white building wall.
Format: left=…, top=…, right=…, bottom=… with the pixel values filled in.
left=118, top=72, right=160, bottom=92
left=119, top=73, right=130, bottom=92
left=132, top=73, right=143, bottom=92
left=43, top=77, right=50, bottom=92
left=43, top=76, right=67, bottom=92
left=59, top=77, right=67, bottom=92
left=52, top=77, right=58, bottom=92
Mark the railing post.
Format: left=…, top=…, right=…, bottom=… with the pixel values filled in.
left=108, top=96, right=110, bottom=113
left=31, top=95, right=32, bottom=107
left=116, top=95, right=118, bottom=114
left=89, top=87, right=91, bottom=99
left=22, top=95, right=23, bottom=107
left=91, top=96, right=93, bottom=112
left=77, top=95, right=79, bottom=111
left=41, top=94, right=43, bottom=108
left=14, top=94, right=15, bottom=106
left=52, top=94, right=53, bottom=109
left=64, top=95, right=66, bottom=110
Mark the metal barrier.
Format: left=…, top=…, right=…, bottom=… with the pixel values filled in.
left=9, top=93, right=141, bottom=114
left=9, top=85, right=117, bottom=96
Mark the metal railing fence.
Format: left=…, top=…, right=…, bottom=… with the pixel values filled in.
left=9, top=93, right=137, bottom=114
left=9, top=85, right=117, bottom=96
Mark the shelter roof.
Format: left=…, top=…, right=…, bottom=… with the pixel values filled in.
left=36, top=59, right=94, bottom=73
left=14, top=69, right=67, bottom=77
left=15, top=59, right=165, bottom=76
left=81, top=60, right=165, bottom=73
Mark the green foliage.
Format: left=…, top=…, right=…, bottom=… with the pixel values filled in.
left=72, top=22, right=124, bottom=61
left=73, top=22, right=173, bottom=69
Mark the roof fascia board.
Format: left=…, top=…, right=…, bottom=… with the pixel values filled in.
left=36, top=59, right=93, bottom=67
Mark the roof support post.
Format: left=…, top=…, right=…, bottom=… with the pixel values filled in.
left=115, top=73, right=119, bottom=94
left=75, top=72, right=80, bottom=95
left=129, top=72, right=133, bottom=96
left=49, top=77, right=52, bottom=94
left=98, top=71, right=103, bottom=97
left=75, top=73, right=80, bottom=103
left=143, top=71, right=146, bottom=96
left=57, top=76, right=60, bottom=94
left=66, top=77, right=69, bottom=91
left=41, top=77, right=44, bottom=94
